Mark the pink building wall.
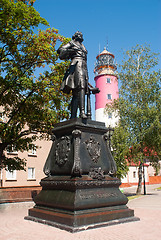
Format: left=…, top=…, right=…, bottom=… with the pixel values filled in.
left=1, top=139, right=52, bottom=188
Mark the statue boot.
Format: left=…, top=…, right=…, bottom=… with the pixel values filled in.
left=71, top=95, right=78, bottom=119
left=79, top=89, right=87, bottom=119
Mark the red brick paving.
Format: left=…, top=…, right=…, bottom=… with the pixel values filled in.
left=0, top=184, right=161, bottom=240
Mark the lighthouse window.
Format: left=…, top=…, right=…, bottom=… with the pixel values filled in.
left=107, top=78, right=111, bottom=83
left=107, top=94, right=112, bottom=100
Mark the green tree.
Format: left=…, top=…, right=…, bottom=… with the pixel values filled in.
left=111, top=124, right=129, bottom=179
left=107, top=44, right=161, bottom=194
left=0, top=0, right=71, bottom=171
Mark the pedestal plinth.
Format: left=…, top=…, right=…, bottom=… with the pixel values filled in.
left=25, top=119, right=139, bottom=232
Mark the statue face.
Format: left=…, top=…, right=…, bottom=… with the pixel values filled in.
left=78, top=34, right=83, bottom=42
left=77, top=33, right=83, bottom=42
left=73, top=32, right=83, bottom=42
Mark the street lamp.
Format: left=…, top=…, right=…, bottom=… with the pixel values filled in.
left=86, top=83, right=100, bottom=119
left=142, top=160, right=146, bottom=195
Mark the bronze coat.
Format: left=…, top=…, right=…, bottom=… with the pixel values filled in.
left=58, top=40, right=88, bottom=94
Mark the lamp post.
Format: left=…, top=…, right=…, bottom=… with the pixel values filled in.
left=142, top=160, right=146, bottom=195
left=87, top=83, right=100, bottom=119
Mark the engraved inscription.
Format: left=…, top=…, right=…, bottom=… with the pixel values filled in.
left=80, top=192, right=118, bottom=200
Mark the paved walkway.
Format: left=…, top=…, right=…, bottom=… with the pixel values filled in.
left=0, top=184, right=161, bottom=240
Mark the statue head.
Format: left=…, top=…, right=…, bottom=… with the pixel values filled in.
left=72, top=31, right=83, bottom=43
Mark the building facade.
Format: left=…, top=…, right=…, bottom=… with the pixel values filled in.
left=121, top=164, right=149, bottom=187
left=0, top=138, right=51, bottom=188
left=0, top=122, right=52, bottom=202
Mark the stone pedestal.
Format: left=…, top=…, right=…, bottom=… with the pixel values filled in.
left=25, top=119, right=139, bottom=232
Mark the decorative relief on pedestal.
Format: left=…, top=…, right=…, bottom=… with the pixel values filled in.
left=41, top=178, right=121, bottom=189
left=103, top=133, right=108, bottom=142
left=43, top=135, right=57, bottom=176
left=71, top=130, right=82, bottom=177
left=89, top=167, right=105, bottom=180
left=55, top=136, right=71, bottom=167
left=85, top=135, right=101, bottom=163
left=51, top=134, right=56, bottom=142
left=103, top=133, right=117, bottom=176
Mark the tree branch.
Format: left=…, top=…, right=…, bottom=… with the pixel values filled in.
left=7, top=89, right=35, bottom=125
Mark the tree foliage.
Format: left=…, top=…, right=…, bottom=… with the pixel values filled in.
left=0, top=0, right=71, bottom=171
left=106, top=44, right=161, bottom=192
left=111, top=124, right=129, bottom=179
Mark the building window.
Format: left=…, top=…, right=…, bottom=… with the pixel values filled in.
left=107, top=94, right=112, bottom=100
left=108, top=112, right=112, bottom=119
left=28, top=167, right=35, bottom=180
left=6, top=169, right=17, bottom=180
left=28, top=145, right=37, bottom=156
left=133, top=171, right=136, bottom=178
left=107, top=78, right=111, bottom=83
left=6, top=145, right=18, bottom=155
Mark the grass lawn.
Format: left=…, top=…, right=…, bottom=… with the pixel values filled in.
left=128, top=195, right=142, bottom=200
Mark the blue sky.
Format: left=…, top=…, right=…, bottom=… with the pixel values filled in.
left=34, top=0, right=161, bottom=117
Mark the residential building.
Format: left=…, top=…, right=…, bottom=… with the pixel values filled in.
left=0, top=118, right=52, bottom=202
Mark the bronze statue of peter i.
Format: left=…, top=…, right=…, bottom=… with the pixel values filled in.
left=57, top=31, right=88, bottom=119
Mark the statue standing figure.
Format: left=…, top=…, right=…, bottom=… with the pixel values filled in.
left=57, top=31, right=88, bottom=119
